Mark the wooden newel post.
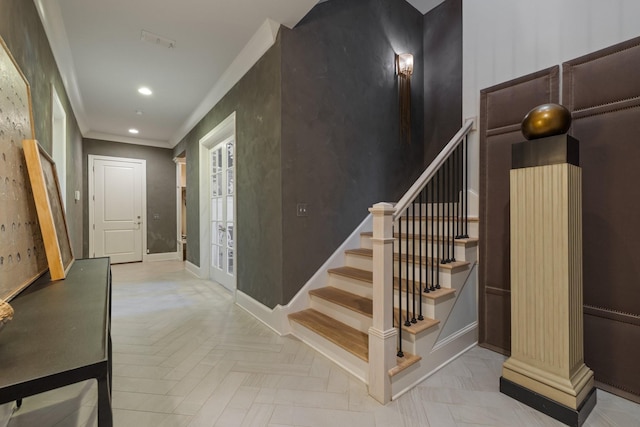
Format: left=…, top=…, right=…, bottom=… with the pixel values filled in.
left=368, top=202, right=397, bottom=404
left=501, top=106, right=596, bottom=427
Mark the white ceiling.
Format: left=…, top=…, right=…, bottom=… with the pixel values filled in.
left=34, top=0, right=443, bottom=149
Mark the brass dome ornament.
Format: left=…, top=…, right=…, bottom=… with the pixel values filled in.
left=521, top=103, right=572, bottom=140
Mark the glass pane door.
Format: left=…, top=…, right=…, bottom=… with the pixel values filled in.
left=210, top=137, right=235, bottom=285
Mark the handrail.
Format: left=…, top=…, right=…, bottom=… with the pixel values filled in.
left=392, top=119, right=474, bottom=221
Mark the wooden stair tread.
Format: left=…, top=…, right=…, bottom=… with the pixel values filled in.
left=329, top=266, right=457, bottom=300
left=288, top=309, right=368, bottom=361
left=310, top=287, right=372, bottom=317
left=328, top=266, right=373, bottom=282
left=394, top=308, right=440, bottom=335
left=389, top=352, right=421, bottom=377
left=361, top=231, right=478, bottom=245
left=345, top=248, right=470, bottom=271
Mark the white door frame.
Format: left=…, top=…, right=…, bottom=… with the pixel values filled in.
left=51, top=85, right=67, bottom=210
left=175, top=157, right=186, bottom=260
left=88, top=154, right=147, bottom=260
left=199, top=112, right=236, bottom=292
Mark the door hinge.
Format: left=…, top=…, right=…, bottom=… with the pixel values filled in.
left=93, top=224, right=95, bottom=230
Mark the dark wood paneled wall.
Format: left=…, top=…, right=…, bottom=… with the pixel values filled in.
left=563, top=36, right=640, bottom=402
left=478, top=67, right=559, bottom=354
left=480, top=35, right=640, bottom=402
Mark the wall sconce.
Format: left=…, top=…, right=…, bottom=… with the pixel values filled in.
left=397, top=53, right=414, bottom=77
left=396, top=53, right=413, bottom=144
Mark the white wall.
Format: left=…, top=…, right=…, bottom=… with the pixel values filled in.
left=463, top=0, right=640, bottom=207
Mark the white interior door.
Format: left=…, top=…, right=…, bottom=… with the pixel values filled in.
left=210, top=138, right=235, bottom=291
left=91, top=156, right=145, bottom=263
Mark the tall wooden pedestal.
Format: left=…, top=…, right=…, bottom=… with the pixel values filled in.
left=501, top=135, right=595, bottom=427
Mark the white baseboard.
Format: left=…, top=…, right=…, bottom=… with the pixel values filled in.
left=236, top=290, right=285, bottom=336
left=391, top=322, right=478, bottom=400
left=235, top=213, right=373, bottom=336
left=144, top=252, right=181, bottom=262
left=185, top=261, right=203, bottom=278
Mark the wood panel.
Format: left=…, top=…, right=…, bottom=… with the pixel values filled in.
left=563, top=35, right=640, bottom=402
left=478, top=66, right=559, bottom=354
left=503, top=164, right=593, bottom=410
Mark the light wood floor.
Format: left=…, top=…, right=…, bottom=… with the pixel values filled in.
left=10, top=261, right=640, bottom=426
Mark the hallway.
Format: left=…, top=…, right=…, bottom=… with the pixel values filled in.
left=17, top=261, right=638, bottom=426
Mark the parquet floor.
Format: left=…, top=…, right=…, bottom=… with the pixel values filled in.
left=9, top=261, right=640, bottom=426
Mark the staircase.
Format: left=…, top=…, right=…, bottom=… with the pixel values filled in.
left=288, top=120, right=478, bottom=403
left=288, top=213, right=478, bottom=398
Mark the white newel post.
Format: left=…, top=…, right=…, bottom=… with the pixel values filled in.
left=368, top=202, right=398, bottom=404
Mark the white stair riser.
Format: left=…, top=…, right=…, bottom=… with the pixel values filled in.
left=328, top=274, right=373, bottom=299
left=394, top=291, right=457, bottom=322
left=360, top=234, right=476, bottom=262
left=345, top=253, right=468, bottom=289
left=345, top=253, right=373, bottom=271
left=395, top=220, right=478, bottom=239
left=309, top=296, right=372, bottom=334
left=360, top=235, right=373, bottom=250
left=395, top=202, right=458, bottom=216
left=289, top=321, right=368, bottom=383
left=395, top=263, right=468, bottom=289
left=399, top=323, right=441, bottom=355
left=393, top=241, right=475, bottom=263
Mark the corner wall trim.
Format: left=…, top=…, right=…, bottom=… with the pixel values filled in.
left=185, top=261, right=203, bottom=278
left=236, top=291, right=285, bottom=336
left=234, top=213, right=373, bottom=336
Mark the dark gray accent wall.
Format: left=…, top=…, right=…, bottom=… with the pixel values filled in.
left=178, top=39, right=283, bottom=307
left=279, top=0, right=425, bottom=303
left=82, top=139, right=177, bottom=257
left=180, top=0, right=458, bottom=308
left=0, top=0, right=84, bottom=256
left=423, top=0, right=462, bottom=165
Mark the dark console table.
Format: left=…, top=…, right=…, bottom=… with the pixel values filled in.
left=0, top=258, right=112, bottom=426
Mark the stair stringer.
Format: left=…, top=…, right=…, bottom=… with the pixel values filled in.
left=390, top=263, right=479, bottom=399
left=235, top=213, right=372, bottom=335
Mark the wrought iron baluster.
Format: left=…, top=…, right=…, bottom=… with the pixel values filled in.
left=449, top=156, right=455, bottom=262
left=397, top=217, right=404, bottom=358
left=404, top=207, right=411, bottom=327
left=418, top=189, right=424, bottom=320
left=430, top=181, right=436, bottom=292
left=442, top=158, right=451, bottom=263
left=411, top=202, right=417, bottom=324
left=463, top=135, right=469, bottom=239
left=456, top=145, right=462, bottom=239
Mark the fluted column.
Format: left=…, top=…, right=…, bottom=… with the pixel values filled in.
left=501, top=133, right=595, bottom=427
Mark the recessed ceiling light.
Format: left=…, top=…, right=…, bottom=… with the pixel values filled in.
left=138, top=87, right=152, bottom=96
left=129, top=128, right=139, bottom=134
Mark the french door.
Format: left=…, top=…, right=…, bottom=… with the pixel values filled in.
left=210, top=137, right=235, bottom=291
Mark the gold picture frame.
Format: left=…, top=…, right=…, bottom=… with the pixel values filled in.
left=22, top=139, right=74, bottom=280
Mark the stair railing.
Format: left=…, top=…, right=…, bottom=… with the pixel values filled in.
left=368, top=119, right=473, bottom=404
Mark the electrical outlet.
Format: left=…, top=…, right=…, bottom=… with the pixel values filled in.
left=296, top=203, right=308, bottom=217
left=153, top=213, right=160, bottom=220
